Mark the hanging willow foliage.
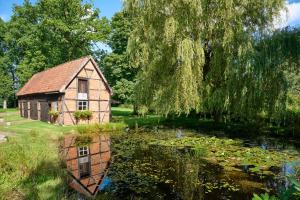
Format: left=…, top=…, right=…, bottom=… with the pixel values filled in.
left=125, top=0, right=300, bottom=120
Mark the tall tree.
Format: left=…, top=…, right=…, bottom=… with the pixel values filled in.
left=101, top=11, right=138, bottom=104
left=125, top=0, right=298, bottom=121
left=0, top=18, right=14, bottom=108
left=5, top=0, right=110, bottom=86
left=253, top=27, right=300, bottom=121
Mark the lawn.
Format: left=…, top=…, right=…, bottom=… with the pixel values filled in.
left=0, top=108, right=299, bottom=199
left=0, top=109, right=75, bottom=200
left=0, top=107, right=159, bottom=199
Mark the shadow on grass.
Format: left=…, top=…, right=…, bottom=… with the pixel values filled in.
left=111, top=108, right=230, bottom=136
left=111, top=109, right=133, bottom=117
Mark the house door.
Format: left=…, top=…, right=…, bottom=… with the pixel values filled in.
left=24, top=102, right=28, bottom=118
left=30, top=101, right=38, bottom=120
left=20, top=102, right=23, bottom=117
left=40, top=101, right=50, bottom=122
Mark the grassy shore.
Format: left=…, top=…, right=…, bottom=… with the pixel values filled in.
left=0, top=109, right=75, bottom=199
left=0, top=108, right=131, bottom=199
left=0, top=107, right=298, bottom=199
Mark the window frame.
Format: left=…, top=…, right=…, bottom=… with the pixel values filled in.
left=77, top=100, right=88, bottom=111
left=79, top=161, right=90, bottom=178
left=78, top=79, right=88, bottom=94
left=77, top=146, right=90, bottom=178
left=78, top=146, right=89, bottom=157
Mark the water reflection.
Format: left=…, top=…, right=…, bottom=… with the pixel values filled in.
left=60, top=131, right=299, bottom=200
left=62, top=134, right=111, bottom=198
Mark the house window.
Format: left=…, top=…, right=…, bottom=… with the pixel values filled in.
left=78, top=101, right=88, bottom=110
left=78, top=146, right=89, bottom=157
left=79, top=162, right=90, bottom=178
left=78, top=146, right=90, bottom=178
left=78, top=79, right=88, bottom=94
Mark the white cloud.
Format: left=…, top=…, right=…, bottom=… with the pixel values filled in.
left=277, top=2, right=300, bottom=28
left=0, top=14, right=9, bottom=22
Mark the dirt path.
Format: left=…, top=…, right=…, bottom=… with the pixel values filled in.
left=0, top=112, right=17, bottom=142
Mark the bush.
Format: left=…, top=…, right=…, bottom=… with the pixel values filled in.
left=48, top=110, right=59, bottom=118
left=48, top=110, right=59, bottom=123
left=74, top=135, right=93, bottom=146
left=81, top=110, right=92, bottom=120
left=76, top=123, right=127, bottom=134
left=73, top=110, right=93, bottom=123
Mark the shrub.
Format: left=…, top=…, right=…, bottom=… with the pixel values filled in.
left=76, top=123, right=127, bottom=134
left=76, top=124, right=99, bottom=135
left=74, top=135, right=93, bottom=146
left=73, top=111, right=82, bottom=121
left=81, top=110, right=92, bottom=120
left=73, top=110, right=93, bottom=123
left=48, top=110, right=59, bottom=118
left=48, top=111, right=59, bottom=123
left=137, top=105, right=148, bottom=116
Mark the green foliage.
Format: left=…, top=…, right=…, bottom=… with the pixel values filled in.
left=0, top=110, right=75, bottom=199
left=73, top=111, right=82, bottom=121
left=252, top=175, right=300, bottom=200
left=48, top=110, right=59, bottom=118
left=73, top=110, right=92, bottom=121
left=74, top=135, right=93, bottom=147
left=49, top=110, right=59, bottom=123
left=76, top=123, right=127, bottom=134
left=0, top=19, right=15, bottom=102
left=252, top=193, right=278, bottom=200
left=150, top=136, right=299, bottom=175
left=1, top=108, right=299, bottom=199
left=101, top=11, right=138, bottom=104
left=105, top=129, right=299, bottom=199
left=125, top=0, right=300, bottom=122
left=3, top=0, right=110, bottom=87
left=81, top=110, right=92, bottom=120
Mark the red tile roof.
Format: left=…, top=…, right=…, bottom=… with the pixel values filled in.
left=17, top=55, right=111, bottom=96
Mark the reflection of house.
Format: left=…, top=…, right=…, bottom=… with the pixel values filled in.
left=17, top=55, right=112, bottom=125
left=62, top=134, right=111, bottom=197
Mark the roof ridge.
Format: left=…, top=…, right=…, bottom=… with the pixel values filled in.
left=16, top=55, right=113, bottom=97
left=34, top=55, right=91, bottom=76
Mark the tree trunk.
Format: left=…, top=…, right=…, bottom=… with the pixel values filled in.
left=133, top=104, right=138, bottom=115
left=3, top=99, right=7, bottom=109
left=213, top=111, right=222, bottom=123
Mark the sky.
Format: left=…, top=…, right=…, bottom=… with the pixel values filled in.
left=0, top=0, right=300, bottom=26
left=0, top=0, right=123, bottom=21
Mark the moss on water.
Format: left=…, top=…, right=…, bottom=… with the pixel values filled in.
left=150, top=136, right=299, bottom=175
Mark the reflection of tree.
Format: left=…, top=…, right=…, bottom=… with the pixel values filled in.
left=107, top=135, right=239, bottom=200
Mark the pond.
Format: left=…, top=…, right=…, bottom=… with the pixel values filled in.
left=64, top=129, right=300, bottom=200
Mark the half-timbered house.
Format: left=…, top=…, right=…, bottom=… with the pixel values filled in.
left=16, top=55, right=112, bottom=125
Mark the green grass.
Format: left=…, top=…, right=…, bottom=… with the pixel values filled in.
left=0, top=111, right=75, bottom=199
left=111, top=107, right=167, bottom=128
left=111, top=107, right=133, bottom=116
left=1, top=107, right=298, bottom=199
left=0, top=108, right=18, bottom=113
left=111, top=107, right=221, bottom=133
left=0, top=107, right=157, bottom=199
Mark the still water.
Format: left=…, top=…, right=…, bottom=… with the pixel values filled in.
left=65, top=130, right=300, bottom=200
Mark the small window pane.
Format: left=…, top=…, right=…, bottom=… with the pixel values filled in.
left=79, top=162, right=90, bottom=178
left=78, top=79, right=88, bottom=93
left=78, top=146, right=89, bottom=157
left=77, top=101, right=88, bottom=111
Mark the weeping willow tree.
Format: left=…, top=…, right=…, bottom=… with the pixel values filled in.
left=125, top=0, right=299, bottom=122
